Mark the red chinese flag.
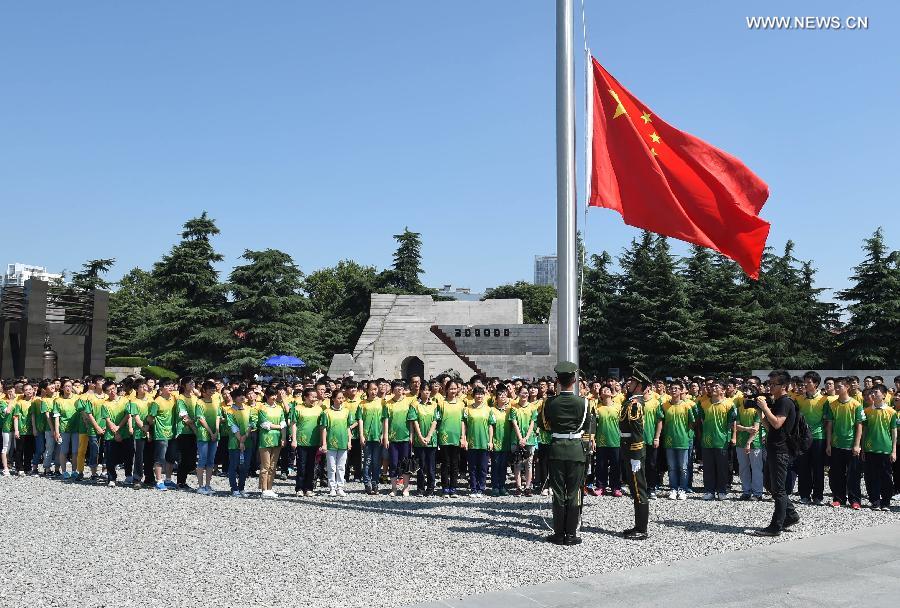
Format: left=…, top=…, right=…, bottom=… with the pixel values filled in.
left=588, top=56, right=770, bottom=278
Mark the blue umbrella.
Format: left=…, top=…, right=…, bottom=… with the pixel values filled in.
left=263, top=355, right=305, bottom=367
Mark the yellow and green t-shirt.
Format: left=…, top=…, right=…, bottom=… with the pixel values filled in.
left=319, top=407, right=354, bottom=450
left=463, top=405, right=495, bottom=450
left=127, top=396, right=151, bottom=440
left=437, top=399, right=464, bottom=446
left=863, top=405, right=898, bottom=454
left=699, top=399, right=737, bottom=449
left=53, top=396, right=81, bottom=434
left=291, top=403, right=324, bottom=447
left=735, top=404, right=761, bottom=449
left=594, top=402, right=622, bottom=448
left=663, top=400, right=697, bottom=450
left=148, top=395, right=177, bottom=441
left=225, top=406, right=256, bottom=449
left=344, top=395, right=362, bottom=440
left=0, top=400, right=14, bottom=433
left=256, top=404, right=286, bottom=448
left=642, top=397, right=662, bottom=444
left=409, top=400, right=441, bottom=448
left=489, top=406, right=511, bottom=451
left=175, top=395, right=197, bottom=436
left=14, top=398, right=37, bottom=435
left=385, top=396, right=414, bottom=443
left=509, top=402, right=538, bottom=446
left=33, top=398, right=51, bottom=433
left=193, top=398, right=221, bottom=442
left=824, top=398, right=865, bottom=449
left=100, top=397, right=132, bottom=440
left=796, top=391, right=828, bottom=440
left=357, top=397, right=386, bottom=443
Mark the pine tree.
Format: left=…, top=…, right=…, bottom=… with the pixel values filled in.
left=681, top=245, right=716, bottom=368
left=304, top=260, right=379, bottom=357
left=107, top=268, right=155, bottom=358
left=836, top=228, right=900, bottom=368
left=225, top=249, right=324, bottom=374
left=70, top=259, right=116, bottom=291
left=377, top=227, right=433, bottom=295
left=142, top=212, right=234, bottom=375
left=610, top=231, right=658, bottom=370
left=579, top=251, right=616, bottom=375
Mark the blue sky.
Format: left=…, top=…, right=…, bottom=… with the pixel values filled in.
left=1, top=1, right=897, bottom=298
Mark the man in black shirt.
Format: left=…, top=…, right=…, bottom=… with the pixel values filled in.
left=751, top=370, right=800, bottom=536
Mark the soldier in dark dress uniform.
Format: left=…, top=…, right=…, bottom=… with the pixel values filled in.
left=540, top=361, right=590, bottom=545
left=620, top=370, right=651, bottom=540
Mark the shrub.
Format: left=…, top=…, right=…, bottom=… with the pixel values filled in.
left=141, top=365, right=179, bottom=380
left=108, top=356, right=150, bottom=367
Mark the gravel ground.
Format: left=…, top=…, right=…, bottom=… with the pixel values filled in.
left=1, top=470, right=897, bottom=608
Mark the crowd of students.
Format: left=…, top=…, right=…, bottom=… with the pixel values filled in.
left=0, top=371, right=898, bottom=511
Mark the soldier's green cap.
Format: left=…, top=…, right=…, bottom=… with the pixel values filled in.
left=626, top=366, right=651, bottom=387
left=554, top=361, right=579, bottom=375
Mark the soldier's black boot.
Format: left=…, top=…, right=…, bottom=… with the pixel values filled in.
left=564, top=504, right=582, bottom=545
left=624, top=504, right=649, bottom=540
left=546, top=503, right=566, bottom=544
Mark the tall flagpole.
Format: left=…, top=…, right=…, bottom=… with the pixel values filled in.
left=556, top=0, right=578, bottom=375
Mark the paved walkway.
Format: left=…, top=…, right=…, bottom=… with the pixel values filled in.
left=413, top=523, right=900, bottom=608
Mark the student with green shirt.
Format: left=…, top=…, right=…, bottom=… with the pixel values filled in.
left=99, top=381, right=132, bottom=487
left=795, top=371, right=829, bottom=504
left=146, top=378, right=178, bottom=491
left=591, top=385, right=623, bottom=497
left=861, top=385, right=898, bottom=510
left=824, top=377, right=865, bottom=508
left=225, top=387, right=256, bottom=497
left=256, top=387, right=287, bottom=498
left=35, top=380, right=56, bottom=475
left=52, top=380, right=80, bottom=479
left=437, top=380, right=464, bottom=497
left=194, top=380, right=222, bottom=495
left=292, top=387, right=325, bottom=497
left=733, top=398, right=763, bottom=500
left=318, top=389, right=354, bottom=497
left=0, top=383, right=16, bottom=476
left=126, top=380, right=153, bottom=489
left=662, top=381, right=695, bottom=500
left=488, top=385, right=512, bottom=496
left=462, top=386, right=495, bottom=497
left=409, top=385, right=440, bottom=496
left=698, top=379, right=737, bottom=500
left=385, top=380, right=414, bottom=497
left=13, top=384, right=38, bottom=476
left=510, top=385, right=537, bottom=496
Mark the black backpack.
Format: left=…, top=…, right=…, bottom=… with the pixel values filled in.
left=787, top=399, right=813, bottom=457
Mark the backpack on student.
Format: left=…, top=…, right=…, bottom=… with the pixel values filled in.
left=786, top=399, right=813, bottom=457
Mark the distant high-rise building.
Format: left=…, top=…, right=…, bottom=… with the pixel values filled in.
left=3, top=263, right=62, bottom=288
left=534, top=255, right=557, bottom=287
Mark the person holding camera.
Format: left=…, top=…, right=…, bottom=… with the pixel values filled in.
left=751, top=370, right=800, bottom=537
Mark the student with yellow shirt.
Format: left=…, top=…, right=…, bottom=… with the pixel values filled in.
left=410, top=384, right=441, bottom=496
left=52, top=379, right=80, bottom=479
left=385, top=380, right=414, bottom=497
left=318, top=389, right=354, bottom=497
left=35, top=380, right=57, bottom=475
left=437, top=380, right=464, bottom=497
left=341, top=380, right=363, bottom=483
left=146, top=378, right=178, bottom=491
left=126, top=379, right=153, bottom=489
left=225, top=387, right=255, bottom=497
left=698, top=379, right=737, bottom=500
left=12, top=383, right=38, bottom=476
left=462, top=386, right=495, bottom=497
left=99, top=381, right=132, bottom=487
left=256, top=387, right=287, bottom=498
left=0, top=383, right=17, bottom=476
left=795, top=371, right=829, bottom=504
left=824, top=377, right=865, bottom=508
left=510, top=385, right=537, bottom=496
left=194, top=380, right=222, bottom=495
left=862, top=385, right=898, bottom=510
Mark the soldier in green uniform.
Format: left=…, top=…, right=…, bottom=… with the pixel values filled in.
left=539, top=361, right=590, bottom=546
left=620, top=369, right=651, bottom=540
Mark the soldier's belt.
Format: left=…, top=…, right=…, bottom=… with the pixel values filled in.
left=551, top=432, right=582, bottom=440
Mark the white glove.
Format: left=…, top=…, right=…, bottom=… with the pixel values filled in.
left=261, top=421, right=272, bottom=430
left=631, top=459, right=641, bottom=473
left=279, top=421, right=287, bottom=429
left=230, top=424, right=239, bottom=434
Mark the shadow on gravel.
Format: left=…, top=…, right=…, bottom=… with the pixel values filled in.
left=656, top=519, right=751, bottom=534
left=277, top=495, right=552, bottom=540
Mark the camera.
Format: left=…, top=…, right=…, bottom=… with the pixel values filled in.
left=743, top=385, right=772, bottom=408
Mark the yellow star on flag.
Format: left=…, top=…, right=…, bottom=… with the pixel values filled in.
left=608, top=89, right=627, bottom=119
left=650, top=148, right=659, bottom=157
left=650, top=132, right=661, bottom=143
left=641, top=112, right=652, bottom=124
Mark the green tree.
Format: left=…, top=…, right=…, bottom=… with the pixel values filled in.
left=482, top=281, right=556, bottom=324
left=836, top=228, right=900, bottom=367
left=141, top=212, right=234, bottom=375
left=304, top=260, right=379, bottom=357
left=107, top=268, right=155, bottom=358
left=71, top=258, right=116, bottom=291
left=225, top=249, right=325, bottom=374
left=579, top=251, right=617, bottom=374
left=681, top=245, right=716, bottom=367
left=609, top=231, right=657, bottom=370
left=377, top=227, right=434, bottom=295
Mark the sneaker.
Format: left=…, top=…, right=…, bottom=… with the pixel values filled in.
left=880, top=506, right=891, bottom=512
left=305, top=490, right=314, bottom=497
left=799, top=497, right=810, bottom=504
left=296, top=490, right=304, bottom=497
left=613, top=489, right=623, bottom=498
left=61, top=472, right=71, bottom=480
left=813, top=498, right=825, bottom=505
left=133, top=482, right=142, bottom=490
left=717, top=493, right=727, bottom=501
left=668, top=490, right=678, bottom=500
left=2, top=470, right=10, bottom=477
left=176, top=483, right=189, bottom=490
left=739, top=494, right=751, bottom=501
left=402, top=488, right=410, bottom=497
left=124, top=476, right=134, bottom=485
left=156, top=482, right=167, bottom=491
left=164, top=479, right=176, bottom=488
left=677, top=490, right=687, bottom=500
left=524, top=488, right=533, bottom=497
left=232, top=490, right=242, bottom=497
left=752, top=495, right=764, bottom=501
left=750, top=526, right=781, bottom=537
left=329, top=489, right=337, bottom=497
left=240, top=491, right=249, bottom=498
left=336, top=488, right=346, bottom=497
left=703, top=493, right=715, bottom=501
left=831, top=500, right=842, bottom=508
left=851, top=502, right=861, bottom=510
left=107, top=481, right=116, bottom=487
